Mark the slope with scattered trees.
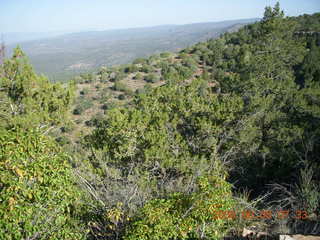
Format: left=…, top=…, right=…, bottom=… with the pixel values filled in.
left=1, top=3, right=319, bottom=240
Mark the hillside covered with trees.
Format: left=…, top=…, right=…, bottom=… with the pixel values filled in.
left=6, top=18, right=256, bottom=82
left=0, top=3, right=319, bottom=240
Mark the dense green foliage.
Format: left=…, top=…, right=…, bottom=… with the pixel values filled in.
left=1, top=4, right=320, bottom=239
left=9, top=20, right=254, bottom=82
left=80, top=5, right=320, bottom=238
left=73, top=97, right=94, bottom=115
left=125, top=174, right=236, bottom=240
left=0, top=47, right=74, bottom=130
left=0, top=129, right=85, bottom=239
left=0, top=48, right=88, bottom=239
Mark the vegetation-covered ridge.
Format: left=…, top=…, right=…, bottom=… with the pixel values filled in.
left=7, top=18, right=256, bottom=82
left=0, top=3, right=319, bottom=240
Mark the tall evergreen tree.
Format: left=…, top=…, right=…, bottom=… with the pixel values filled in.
left=0, top=47, right=74, bottom=131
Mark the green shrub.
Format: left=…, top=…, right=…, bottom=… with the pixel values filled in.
left=101, top=103, right=109, bottom=110
left=140, top=64, right=154, bottom=73
left=101, top=102, right=118, bottom=111
left=148, top=54, right=160, bottom=62
left=133, top=58, right=147, bottom=65
left=135, top=88, right=145, bottom=95
left=60, top=123, right=75, bottom=133
left=178, top=52, right=189, bottom=60
left=56, top=135, right=71, bottom=146
left=160, top=52, right=171, bottom=58
left=73, top=76, right=85, bottom=84
left=0, top=47, right=74, bottom=130
left=113, top=82, right=129, bottom=92
left=99, top=89, right=112, bottom=103
left=124, top=173, right=236, bottom=240
left=73, top=98, right=93, bottom=115
left=182, top=57, right=198, bottom=70
left=176, top=65, right=193, bottom=79
left=118, top=94, right=126, bottom=100
left=111, top=72, right=126, bottom=82
left=99, top=73, right=109, bottom=83
left=143, top=83, right=153, bottom=93
left=73, top=108, right=81, bottom=115
left=0, top=129, right=86, bottom=239
left=144, top=73, right=160, bottom=83
left=161, top=65, right=179, bottom=80
left=134, top=73, right=143, bottom=80
left=124, top=64, right=139, bottom=73
left=80, top=73, right=94, bottom=83
left=85, top=113, right=105, bottom=127
left=79, top=87, right=89, bottom=95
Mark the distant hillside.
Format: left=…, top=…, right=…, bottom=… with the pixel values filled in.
left=7, top=18, right=258, bottom=81
left=2, top=32, right=69, bottom=45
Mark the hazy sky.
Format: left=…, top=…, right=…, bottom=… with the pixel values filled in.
left=1, top=0, right=319, bottom=33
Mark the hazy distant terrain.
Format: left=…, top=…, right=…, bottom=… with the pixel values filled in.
left=2, top=32, right=69, bottom=45
left=7, top=18, right=258, bottom=81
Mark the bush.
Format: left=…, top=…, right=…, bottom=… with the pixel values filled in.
left=56, top=135, right=71, bottom=146
left=133, top=58, right=147, bottom=65
left=113, top=82, right=129, bottom=92
left=134, top=73, right=143, bottom=80
left=144, top=73, right=160, bottom=83
left=111, top=72, right=126, bottom=82
left=160, top=52, right=171, bottom=58
left=79, top=87, right=89, bottom=95
left=118, top=94, right=126, bottom=100
left=0, top=47, right=74, bottom=129
left=176, top=65, right=193, bottom=79
left=182, top=57, right=198, bottom=69
left=178, top=52, right=189, bottom=60
left=73, top=98, right=93, bottom=115
left=80, top=73, right=94, bottom=83
left=161, top=65, right=178, bottom=80
left=0, top=129, right=86, bottom=239
left=85, top=113, right=104, bottom=127
left=99, top=73, right=109, bottom=83
left=60, top=123, right=75, bottom=133
left=124, top=173, right=236, bottom=240
left=73, top=108, right=81, bottom=115
left=143, top=83, right=153, bottom=93
left=135, top=88, right=145, bottom=95
left=124, top=64, right=139, bottom=73
left=99, top=89, right=111, bottom=103
left=140, top=64, right=154, bottom=73
left=101, top=103, right=109, bottom=110
left=101, top=102, right=118, bottom=111
left=74, top=76, right=85, bottom=84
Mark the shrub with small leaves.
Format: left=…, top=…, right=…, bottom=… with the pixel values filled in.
left=0, top=128, right=86, bottom=240
left=160, top=52, right=171, bottom=58
left=144, top=73, right=160, bottom=83
left=73, top=98, right=93, bottom=115
left=124, top=172, right=236, bottom=240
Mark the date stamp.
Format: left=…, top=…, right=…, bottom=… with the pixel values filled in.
left=209, top=209, right=310, bottom=220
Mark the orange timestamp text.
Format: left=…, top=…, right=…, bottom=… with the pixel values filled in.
left=209, top=209, right=310, bottom=220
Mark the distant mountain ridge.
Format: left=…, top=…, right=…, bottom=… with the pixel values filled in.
left=2, top=31, right=71, bottom=45
left=6, top=18, right=259, bottom=81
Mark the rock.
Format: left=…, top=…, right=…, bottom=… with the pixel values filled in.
left=280, top=235, right=296, bottom=240
left=280, top=235, right=320, bottom=240
left=242, top=228, right=271, bottom=239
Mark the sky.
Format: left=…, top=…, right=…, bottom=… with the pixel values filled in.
left=1, top=0, right=319, bottom=33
